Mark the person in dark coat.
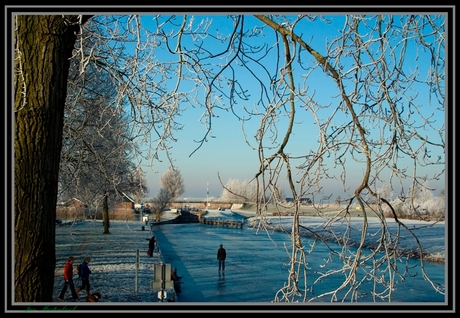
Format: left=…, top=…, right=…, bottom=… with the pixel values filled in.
left=57, top=256, right=79, bottom=301
left=147, top=235, right=156, bottom=257
left=171, top=267, right=182, bottom=282
left=171, top=267, right=182, bottom=293
left=75, top=257, right=92, bottom=297
left=217, top=244, right=226, bottom=271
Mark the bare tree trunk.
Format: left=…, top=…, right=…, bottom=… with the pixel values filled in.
left=14, top=15, right=90, bottom=302
left=103, top=192, right=110, bottom=234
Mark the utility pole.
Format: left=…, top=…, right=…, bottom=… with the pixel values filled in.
left=206, top=182, right=209, bottom=208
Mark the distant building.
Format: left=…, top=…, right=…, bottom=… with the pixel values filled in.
left=56, top=197, right=87, bottom=219
left=115, top=191, right=136, bottom=211
left=57, top=197, right=86, bottom=208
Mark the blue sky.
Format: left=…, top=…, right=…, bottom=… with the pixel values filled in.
left=131, top=14, right=446, bottom=201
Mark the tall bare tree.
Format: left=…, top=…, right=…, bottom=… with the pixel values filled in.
left=13, top=15, right=92, bottom=302
left=129, top=167, right=149, bottom=205
left=58, top=56, right=141, bottom=221
left=160, top=168, right=185, bottom=201
left=219, top=178, right=261, bottom=203
left=248, top=14, right=445, bottom=302
left=151, top=168, right=185, bottom=221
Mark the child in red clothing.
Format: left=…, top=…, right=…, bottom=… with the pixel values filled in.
left=57, top=256, right=79, bottom=301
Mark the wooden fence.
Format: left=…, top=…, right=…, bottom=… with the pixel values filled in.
left=199, top=218, right=244, bottom=228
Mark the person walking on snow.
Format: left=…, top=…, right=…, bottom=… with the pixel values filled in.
left=57, top=256, right=79, bottom=301
left=217, top=244, right=226, bottom=271
left=171, top=267, right=182, bottom=293
left=147, top=235, right=156, bottom=257
left=76, top=257, right=92, bottom=298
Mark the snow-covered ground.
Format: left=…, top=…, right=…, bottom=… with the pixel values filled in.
left=53, top=210, right=445, bottom=303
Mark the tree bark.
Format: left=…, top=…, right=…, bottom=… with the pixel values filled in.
left=103, top=191, right=110, bottom=234
left=14, top=15, right=90, bottom=302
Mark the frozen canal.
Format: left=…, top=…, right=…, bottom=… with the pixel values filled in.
left=152, top=222, right=446, bottom=303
